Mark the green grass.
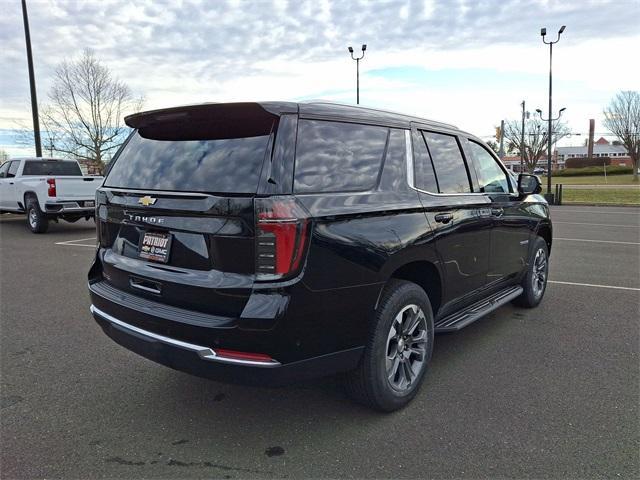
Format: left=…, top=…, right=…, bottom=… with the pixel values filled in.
left=551, top=174, right=638, bottom=186
left=561, top=188, right=640, bottom=205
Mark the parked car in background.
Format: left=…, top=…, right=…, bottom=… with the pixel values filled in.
left=533, top=167, right=547, bottom=175
left=0, top=157, right=103, bottom=233
left=89, top=102, right=551, bottom=411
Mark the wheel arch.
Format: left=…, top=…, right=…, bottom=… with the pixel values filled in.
left=23, top=190, right=39, bottom=205
left=383, top=260, right=443, bottom=318
left=536, top=222, right=552, bottom=254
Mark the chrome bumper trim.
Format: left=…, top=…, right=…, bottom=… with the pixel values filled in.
left=45, top=202, right=94, bottom=212
left=90, top=305, right=280, bottom=368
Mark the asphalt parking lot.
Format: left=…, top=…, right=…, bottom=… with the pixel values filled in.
left=1, top=205, right=639, bottom=479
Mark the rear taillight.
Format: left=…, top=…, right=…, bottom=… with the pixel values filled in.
left=255, top=197, right=310, bottom=280
left=46, top=178, right=56, bottom=197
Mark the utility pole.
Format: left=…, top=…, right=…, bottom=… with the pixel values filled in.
left=348, top=44, right=366, bottom=104
left=541, top=25, right=566, bottom=200
left=520, top=101, right=527, bottom=173
left=498, top=119, right=505, bottom=160
left=587, top=118, right=595, bottom=163
left=21, top=0, right=42, bottom=157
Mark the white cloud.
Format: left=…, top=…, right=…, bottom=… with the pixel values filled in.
left=1, top=0, right=638, bottom=147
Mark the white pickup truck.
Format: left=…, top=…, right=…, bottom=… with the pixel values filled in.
left=0, top=157, right=103, bottom=233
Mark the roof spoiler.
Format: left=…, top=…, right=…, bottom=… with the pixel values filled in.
left=125, top=102, right=283, bottom=142
left=124, top=102, right=285, bottom=129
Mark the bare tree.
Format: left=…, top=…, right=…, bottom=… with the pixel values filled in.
left=603, top=91, right=639, bottom=182
left=503, top=116, right=570, bottom=172
left=486, top=139, right=500, bottom=155
left=42, top=49, right=143, bottom=165
left=0, top=149, right=9, bottom=163
left=13, top=118, right=62, bottom=158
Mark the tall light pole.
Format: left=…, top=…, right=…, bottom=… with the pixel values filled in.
left=540, top=25, right=565, bottom=198
left=536, top=107, right=566, bottom=185
left=348, top=44, right=366, bottom=104
left=21, top=0, right=42, bottom=157
left=520, top=101, right=529, bottom=173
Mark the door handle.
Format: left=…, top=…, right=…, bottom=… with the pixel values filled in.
left=434, top=213, right=454, bottom=224
left=491, top=207, right=504, bottom=217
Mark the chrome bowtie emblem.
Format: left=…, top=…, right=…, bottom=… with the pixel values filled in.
left=138, top=196, right=157, bottom=206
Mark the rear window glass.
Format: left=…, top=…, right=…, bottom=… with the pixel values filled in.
left=22, top=161, right=82, bottom=176
left=105, top=129, right=273, bottom=194
left=294, top=120, right=388, bottom=193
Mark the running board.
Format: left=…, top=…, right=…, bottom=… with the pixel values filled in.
left=435, top=285, right=523, bottom=332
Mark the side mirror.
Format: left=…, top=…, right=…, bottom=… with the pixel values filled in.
left=518, top=173, right=542, bottom=197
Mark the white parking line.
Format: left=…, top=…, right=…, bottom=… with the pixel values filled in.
left=57, top=237, right=96, bottom=243
left=55, top=237, right=97, bottom=248
left=555, top=237, right=640, bottom=246
left=554, top=221, right=639, bottom=228
left=549, top=280, right=640, bottom=292
left=551, top=209, right=640, bottom=215
left=55, top=243, right=96, bottom=248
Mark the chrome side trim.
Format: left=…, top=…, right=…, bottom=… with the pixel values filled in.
left=100, top=187, right=211, bottom=198
left=405, top=129, right=414, bottom=188
left=90, top=305, right=280, bottom=368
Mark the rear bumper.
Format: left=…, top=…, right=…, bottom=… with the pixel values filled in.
left=91, top=304, right=363, bottom=386
left=45, top=201, right=95, bottom=215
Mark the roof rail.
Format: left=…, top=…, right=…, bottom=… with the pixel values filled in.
left=300, top=100, right=458, bottom=130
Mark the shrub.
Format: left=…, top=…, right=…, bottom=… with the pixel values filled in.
left=554, top=165, right=633, bottom=177
left=565, top=156, right=611, bottom=168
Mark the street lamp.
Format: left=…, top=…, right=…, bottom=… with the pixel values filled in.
left=537, top=107, right=566, bottom=183
left=520, top=101, right=530, bottom=173
left=21, top=0, right=42, bottom=157
left=540, top=25, right=566, bottom=199
left=348, top=44, right=366, bottom=104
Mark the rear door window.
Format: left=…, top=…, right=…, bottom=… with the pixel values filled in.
left=412, top=131, right=438, bottom=192
left=22, top=161, right=82, bottom=176
left=294, top=120, right=389, bottom=193
left=422, top=131, right=471, bottom=194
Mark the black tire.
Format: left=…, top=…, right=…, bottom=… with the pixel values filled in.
left=513, top=236, right=549, bottom=308
left=344, top=279, right=434, bottom=412
left=26, top=196, right=49, bottom=234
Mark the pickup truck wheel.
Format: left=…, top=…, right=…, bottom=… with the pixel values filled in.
left=26, top=198, right=49, bottom=234
left=344, top=279, right=434, bottom=412
left=513, top=236, right=549, bottom=308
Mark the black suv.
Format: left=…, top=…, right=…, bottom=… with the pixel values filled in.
left=89, top=102, right=551, bottom=411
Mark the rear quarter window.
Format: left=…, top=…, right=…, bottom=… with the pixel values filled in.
left=294, top=120, right=389, bottom=193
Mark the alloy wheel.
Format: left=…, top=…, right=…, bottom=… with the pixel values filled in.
left=29, top=208, right=37, bottom=229
left=385, top=304, right=428, bottom=392
left=532, top=247, right=547, bottom=298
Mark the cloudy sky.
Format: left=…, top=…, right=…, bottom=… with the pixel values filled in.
left=1, top=0, right=639, bottom=155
